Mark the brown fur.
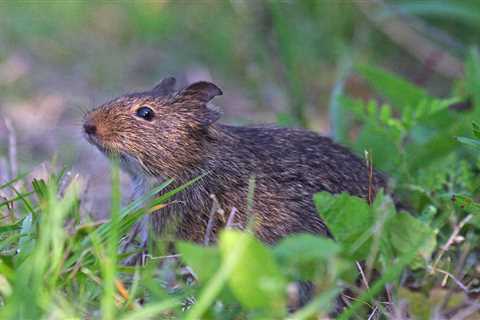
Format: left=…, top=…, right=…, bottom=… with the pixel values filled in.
left=83, top=77, right=386, bottom=245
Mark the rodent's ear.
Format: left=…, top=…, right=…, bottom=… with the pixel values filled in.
left=151, top=77, right=177, bottom=96
left=178, top=81, right=223, bottom=103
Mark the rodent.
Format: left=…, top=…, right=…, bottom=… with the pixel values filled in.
left=83, top=77, right=386, bottom=245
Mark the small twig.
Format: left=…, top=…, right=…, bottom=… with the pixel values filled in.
left=339, top=293, right=373, bottom=309
left=365, top=150, right=374, bottom=206
left=384, top=284, right=394, bottom=315
left=144, top=253, right=181, bottom=261
left=440, top=241, right=471, bottom=311
left=367, top=306, right=378, bottom=320
left=204, top=194, right=220, bottom=245
left=434, top=268, right=470, bottom=294
left=4, top=118, right=17, bottom=180
left=226, top=207, right=238, bottom=228
left=115, top=279, right=130, bottom=301
left=432, top=214, right=472, bottom=269
left=356, top=261, right=370, bottom=289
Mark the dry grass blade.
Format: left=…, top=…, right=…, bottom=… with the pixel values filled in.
left=4, top=118, right=17, bottom=180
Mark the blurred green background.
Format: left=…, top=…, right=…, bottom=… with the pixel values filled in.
left=0, top=0, right=479, bottom=210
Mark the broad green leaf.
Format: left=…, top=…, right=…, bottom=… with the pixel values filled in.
left=357, top=64, right=433, bottom=109
left=274, top=234, right=341, bottom=280
left=407, top=126, right=462, bottom=173
left=384, top=213, right=436, bottom=269
left=274, top=233, right=339, bottom=262
left=177, top=242, right=221, bottom=283
left=288, top=288, right=341, bottom=320
left=354, top=122, right=402, bottom=173
left=314, top=192, right=373, bottom=260
left=219, top=230, right=286, bottom=311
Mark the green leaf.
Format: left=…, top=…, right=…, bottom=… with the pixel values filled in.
left=457, top=121, right=480, bottom=153
left=314, top=192, right=373, bottom=260
left=274, top=234, right=341, bottom=280
left=354, top=122, right=402, bottom=172
left=451, top=194, right=480, bottom=228
left=31, top=178, right=48, bottom=202
left=472, top=121, right=480, bottom=139
left=465, top=47, right=480, bottom=110
left=177, top=242, right=221, bottom=283
left=397, top=288, right=431, bottom=320
left=457, top=136, right=480, bottom=152
left=288, top=288, right=341, bottom=320
left=386, top=1, right=480, bottom=28
left=357, top=64, right=433, bottom=109
left=384, top=213, right=436, bottom=269
left=219, top=230, right=286, bottom=311
left=274, top=234, right=339, bottom=263
left=119, top=299, right=180, bottom=320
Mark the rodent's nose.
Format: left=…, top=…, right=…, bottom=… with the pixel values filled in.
left=83, top=122, right=97, bottom=135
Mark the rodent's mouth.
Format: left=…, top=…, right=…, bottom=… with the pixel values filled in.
left=84, top=132, right=143, bottom=170
left=84, top=132, right=115, bottom=156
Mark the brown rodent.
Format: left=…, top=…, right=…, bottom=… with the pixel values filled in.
left=83, top=77, right=386, bottom=245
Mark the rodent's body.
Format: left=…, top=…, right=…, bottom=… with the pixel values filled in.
left=84, top=78, right=385, bottom=245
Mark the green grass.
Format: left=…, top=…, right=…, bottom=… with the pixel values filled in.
left=1, top=1, right=480, bottom=319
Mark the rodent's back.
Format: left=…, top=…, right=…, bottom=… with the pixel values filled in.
left=83, top=78, right=386, bottom=244
left=183, top=123, right=386, bottom=243
left=214, top=124, right=384, bottom=197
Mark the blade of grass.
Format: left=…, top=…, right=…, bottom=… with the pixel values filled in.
left=0, top=218, right=23, bottom=234
left=122, top=179, right=174, bottom=214
left=119, top=299, right=180, bottom=320
left=101, top=159, right=121, bottom=320
left=288, top=288, right=341, bottom=320
left=0, top=172, right=28, bottom=190
left=9, top=186, right=36, bottom=215
left=184, top=231, right=252, bottom=320
left=0, top=192, right=34, bottom=209
left=329, top=54, right=352, bottom=143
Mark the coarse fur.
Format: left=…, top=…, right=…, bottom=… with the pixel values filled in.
left=83, top=77, right=386, bottom=245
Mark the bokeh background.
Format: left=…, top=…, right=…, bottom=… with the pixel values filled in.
left=0, top=0, right=479, bottom=215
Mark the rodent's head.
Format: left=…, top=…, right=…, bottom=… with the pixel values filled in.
left=83, top=77, right=222, bottom=178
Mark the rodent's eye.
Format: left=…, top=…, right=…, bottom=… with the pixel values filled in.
left=135, top=106, right=155, bottom=121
